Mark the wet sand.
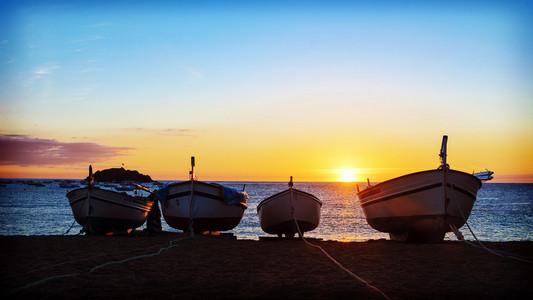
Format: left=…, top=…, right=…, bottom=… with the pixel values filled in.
left=1, top=233, right=532, bottom=299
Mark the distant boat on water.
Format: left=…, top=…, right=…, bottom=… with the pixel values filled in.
left=114, top=183, right=135, bottom=191
left=66, top=166, right=155, bottom=235
left=257, top=177, right=322, bottom=238
left=60, top=181, right=79, bottom=189
left=357, top=135, right=492, bottom=242
left=156, top=157, right=248, bottom=233
left=473, top=170, right=494, bottom=181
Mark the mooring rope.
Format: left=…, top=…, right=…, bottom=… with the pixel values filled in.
left=62, top=188, right=90, bottom=235
left=289, top=189, right=391, bottom=300
left=2, top=242, right=166, bottom=280
left=89, top=234, right=193, bottom=273
left=6, top=274, right=80, bottom=296
left=7, top=233, right=194, bottom=295
left=62, top=219, right=79, bottom=235
left=188, top=179, right=195, bottom=234
left=449, top=184, right=533, bottom=264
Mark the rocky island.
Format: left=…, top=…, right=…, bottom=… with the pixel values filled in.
left=87, top=167, right=153, bottom=183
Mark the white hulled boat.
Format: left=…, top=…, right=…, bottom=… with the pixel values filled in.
left=66, top=166, right=154, bottom=235
left=157, top=157, right=248, bottom=233
left=357, top=136, right=491, bottom=242
left=257, top=177, right=322, bottom=238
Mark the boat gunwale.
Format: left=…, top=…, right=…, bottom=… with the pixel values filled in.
left=164, top=180, right=247, bottom=208
left=67, top=187, right=153, bottom=211
left=359, top=182, right=477, bottom=208
left=257, top=188, right=322, bottom=212
left=357, top=168, right=481, bottom=199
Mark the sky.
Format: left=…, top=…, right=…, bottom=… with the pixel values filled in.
left=0, top=0, right=532, bottom=182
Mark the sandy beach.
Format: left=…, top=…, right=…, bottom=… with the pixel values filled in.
left=1, top=233, right=531, bottom=299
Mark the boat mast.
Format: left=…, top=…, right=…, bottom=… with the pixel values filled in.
left=88, top=165, right=94, bottom=188
left=440, top=135, right=449, bottom=216
left=439, top=135, right=448, bottom=169
left=288, top=176, right=293, bottom=189
left=188, top=156, right=196, bottom=233
left=190, top=156, right=196, bottom=181
left=289, top=176, right=296, bottom=237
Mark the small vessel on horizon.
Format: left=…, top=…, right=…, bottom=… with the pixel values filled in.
left=357, top=135, right=492, bottom=242
left=66, top=166, right=155, bottom=235
left=473, top=170, right=494, bottom=181
left=156, top=157, right=248, bottom=233
left=257, top=176, right=322, bottom=238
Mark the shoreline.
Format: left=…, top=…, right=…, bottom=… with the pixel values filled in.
left=1, top=233, right=532, bottom=299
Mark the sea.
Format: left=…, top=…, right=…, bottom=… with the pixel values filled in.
left=0, top=179, right=532, bottom=242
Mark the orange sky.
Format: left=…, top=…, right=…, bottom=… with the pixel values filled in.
left=1, top=2, right=532, bottom=183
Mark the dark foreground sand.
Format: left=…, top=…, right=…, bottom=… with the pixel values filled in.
left=1, top=233, right=531, bottom=299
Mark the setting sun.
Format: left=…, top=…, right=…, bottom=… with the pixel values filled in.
left=337, top=168, right=359, bottom=182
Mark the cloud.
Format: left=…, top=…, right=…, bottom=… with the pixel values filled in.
left=23, top=64, right=60, bottom=85
left=184, top=66, right=204, bottom=78
left=74, top=35, right=106, bottom=43
left=88, top=22, right=114, bottom=28
left=0, top=135, right=132, bottom=166
left=121, top=128, right=197, bottom=137
left=34, top=64, right=59, bottom=75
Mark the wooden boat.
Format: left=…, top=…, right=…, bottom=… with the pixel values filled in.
left=157, top=157, right=248, bottom=232
left=66, top=166, right=154, bottom=234
left=357, top=136, right=489, bottom=242
left=257, top=177, right=322, bottom=238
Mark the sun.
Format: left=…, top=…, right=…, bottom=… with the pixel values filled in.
left=337, top=168, right=358, bottom=182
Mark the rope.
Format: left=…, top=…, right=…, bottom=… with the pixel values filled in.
left=62, top=219, right=78, bottom=235
left=7, top=233, right=193, bottom=295
left=63, top=188, right=90, bottom=235
left=89, top=234, right=194, bottom=273
left=289, top=188, right=390, bottom=300
left=2, top=243, right=168, bottom=280
left=6, top=274, right=80, bottom=296
left=188, top=180, right=195, bottom=234
left=449, top=184, right=533, bottom=264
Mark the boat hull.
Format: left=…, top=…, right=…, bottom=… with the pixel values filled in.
left=160, top=181, right=246, bottom=232
left=66, top=187, right=154, bottom=234
left=357, top=169, right=481, bottom=242
left=257, top=189, right=322, bottom=237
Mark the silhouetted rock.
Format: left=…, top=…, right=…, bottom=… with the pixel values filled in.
left=87, top=167, right=152, bottom=183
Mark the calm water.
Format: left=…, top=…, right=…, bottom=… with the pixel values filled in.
left=0, top=180, right=531, bottom=242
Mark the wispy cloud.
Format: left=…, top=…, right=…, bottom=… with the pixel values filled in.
left=34, top=64, right=59, bottom=75
left=0, top=135, right=132, bottom=166
left=73, top=83, right=100, bottom=101
left=121, top=128, right=197, bottom=137
left=185, top=66, right=204, bottom=78
left=76, top=67, right=103, bottom=74
left=74, top=35, right=106, bottom=43
left=87, top=22, right=115, bottom=28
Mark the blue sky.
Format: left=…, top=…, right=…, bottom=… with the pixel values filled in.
left=1, top=0, right=532, bottom=181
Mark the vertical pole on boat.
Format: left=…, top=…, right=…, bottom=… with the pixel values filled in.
left=88, top=165, right=94, bottom=188
left=86, top=166, right=92, bottom=233
left=440, top=136, right=449, bottom=216
left=188, top=156, right=196, bottom=234
left=190, top=156, right=196, bottom=181
left=439, top=135, right=448, bottom=169
left=289, top=176, right=296, bottom=238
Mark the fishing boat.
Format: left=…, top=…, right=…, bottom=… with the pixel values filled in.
left=66, top=166, right=155, bottom=235
left=257, top=177, right=322, bottom=238
left=156, top=157, right=248, bottom=232
left=357, top=136, right=490, bottom=242
left=473, top=170, right=494, bottom=181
